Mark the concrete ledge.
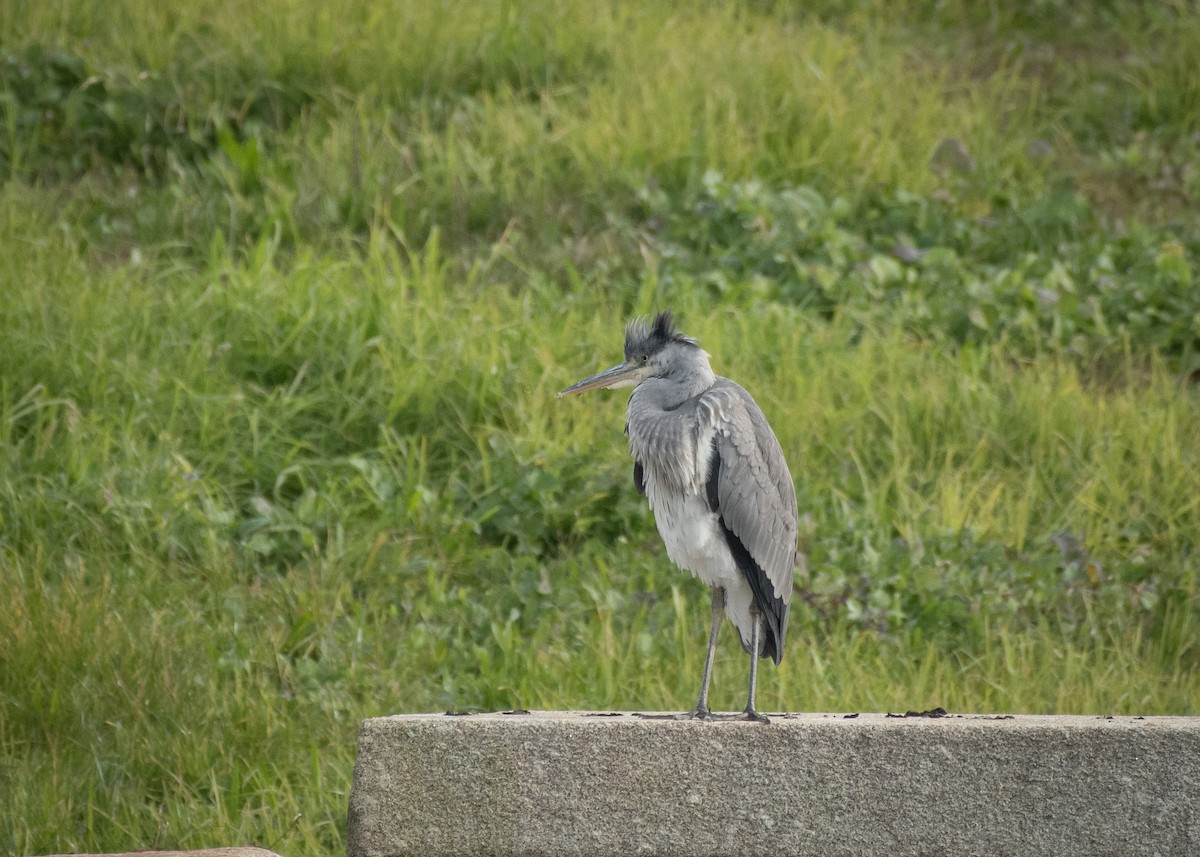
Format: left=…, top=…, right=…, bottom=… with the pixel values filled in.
left=347, top=710, right=1200, bottom=857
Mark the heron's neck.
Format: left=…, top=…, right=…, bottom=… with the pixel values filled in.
left=636, top=362, right=715, bottom=411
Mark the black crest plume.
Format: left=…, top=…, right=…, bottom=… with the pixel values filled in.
left=623, top=311, right=697, bottom=361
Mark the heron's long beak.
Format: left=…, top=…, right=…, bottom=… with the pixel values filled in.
left=557, top=361, right=642, bottom=397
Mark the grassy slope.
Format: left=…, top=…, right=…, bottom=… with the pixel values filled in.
left=2, top=0, right=1199, bottom=853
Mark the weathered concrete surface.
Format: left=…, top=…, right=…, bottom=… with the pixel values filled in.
left=37, top=849, right=282, bottom=857
left=347, top=710, right=1200, bottom=857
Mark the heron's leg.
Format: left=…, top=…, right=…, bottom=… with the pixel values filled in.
left=707, top=609, right=769, bottom=723
left=691, top=585, right=726, bottom=717
left=740, top=611, right=769, bottom=723
left=636, top=586, right=724, bottom=721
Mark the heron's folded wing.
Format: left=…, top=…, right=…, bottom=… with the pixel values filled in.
left=699, top=381, right=798, bottom=661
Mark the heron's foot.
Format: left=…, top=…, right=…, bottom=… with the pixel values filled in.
left=705, top=709, right=771, bottom=724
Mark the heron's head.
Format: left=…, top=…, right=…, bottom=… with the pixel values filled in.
left=557, top=311, right=712, bottom=398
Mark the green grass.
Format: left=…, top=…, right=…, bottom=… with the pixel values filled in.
left=2, top=1, right=1200, bottom=854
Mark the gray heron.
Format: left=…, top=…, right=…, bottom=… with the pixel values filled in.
left=559, top=311, right=798, bottom=722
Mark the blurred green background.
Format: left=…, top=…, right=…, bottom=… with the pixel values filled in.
left=2, top=0, right=1198, bottom=852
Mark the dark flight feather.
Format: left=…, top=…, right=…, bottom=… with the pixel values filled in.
left=704, top=435, right=721, bottom=514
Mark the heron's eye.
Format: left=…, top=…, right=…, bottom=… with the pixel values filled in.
left=639, top=353, right=649, bottom=363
